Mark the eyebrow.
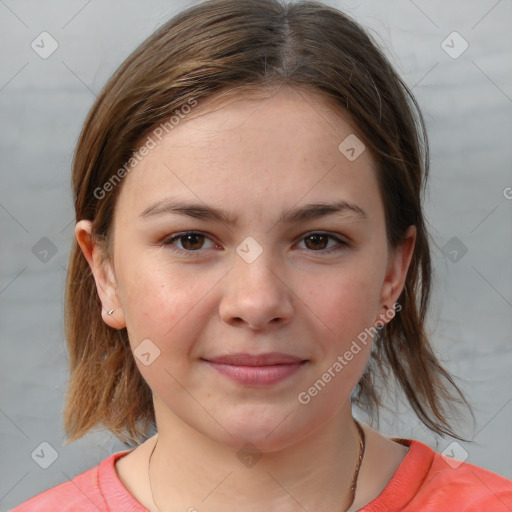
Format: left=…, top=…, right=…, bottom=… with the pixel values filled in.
left=139, top=199, right=368, bottom=225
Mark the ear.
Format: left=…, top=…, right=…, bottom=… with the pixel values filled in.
left=376, top=225, right=416, bottom=326
left=74, top=220, right=126, bottom=330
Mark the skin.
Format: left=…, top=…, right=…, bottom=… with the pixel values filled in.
left=76, top=86, right=416, bottom=512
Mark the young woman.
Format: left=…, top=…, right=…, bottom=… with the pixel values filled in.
left=11, top=0, right=512, bottom=510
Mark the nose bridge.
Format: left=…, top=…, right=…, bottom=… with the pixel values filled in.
left=232, top=236, right=280, bottom=295
left=219, top=236, right=293, bottom=328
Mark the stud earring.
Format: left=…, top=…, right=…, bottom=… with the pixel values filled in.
left=107, top=309, right=115, bottom=315
left=374, top=304, right=389, bottom=329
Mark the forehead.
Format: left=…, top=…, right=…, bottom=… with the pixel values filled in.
left=115, top=86, right=382, bottom=227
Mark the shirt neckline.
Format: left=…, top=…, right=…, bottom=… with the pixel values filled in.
left=357, top=438, right=435, bottom=510
left=98, top=438, right=434, bottom=511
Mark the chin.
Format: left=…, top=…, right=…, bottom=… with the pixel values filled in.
left=215, top=407, right=310, bottom=452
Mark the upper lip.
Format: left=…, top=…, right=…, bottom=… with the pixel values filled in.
left=204, top=352, right=306, bottom=366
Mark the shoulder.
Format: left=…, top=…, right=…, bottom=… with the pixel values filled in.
left=9, top=462, right=105, bottom=512
left=362, top=439, right=512, bottom=512
left=419, top=443, right=512, bottom=510
left=9, top=450, right=135, bottom=512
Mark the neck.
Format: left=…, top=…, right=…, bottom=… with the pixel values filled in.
left=148, top=400, right=363, bottom=512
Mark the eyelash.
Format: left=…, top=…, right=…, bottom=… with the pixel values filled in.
left=161, top=231, right=349, bottom=257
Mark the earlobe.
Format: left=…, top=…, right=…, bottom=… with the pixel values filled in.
left=74, top=220, right=127, bottom=330
left=100, top=306, right=126, bottom=330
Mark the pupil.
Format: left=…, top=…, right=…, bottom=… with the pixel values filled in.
left=307, top=235, right=327, bottom=250
left=180, top=234, right=329, bottom=251
left=183, top=234, right=202, bottom=250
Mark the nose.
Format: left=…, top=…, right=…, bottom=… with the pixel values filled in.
left=219, top=248, right=294, bottom=331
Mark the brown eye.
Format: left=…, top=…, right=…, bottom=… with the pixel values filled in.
left=163, top=231, right=216, bottom=254
left=179, top=233, right=205, bottom=250
left=304, top=234, right=329, bottom=250
left=297, top=232, right=348, bottom=254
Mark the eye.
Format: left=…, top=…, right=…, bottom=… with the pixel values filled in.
left=161, top=230, right=348, bottom=257
left=296, top=232, right=348, bottom=253
left=162, top=231, right=217, bottom=254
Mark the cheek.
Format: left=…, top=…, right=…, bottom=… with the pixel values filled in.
left=305, top=265, right=383, bottom=346
left=117, top=265, right=212, bottom=394
left=296, top=272, right=380, bottom=411
left=114, top=251, right=202, bottom=346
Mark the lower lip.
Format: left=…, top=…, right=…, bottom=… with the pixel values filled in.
left=205, top=361, right=306, bottom=386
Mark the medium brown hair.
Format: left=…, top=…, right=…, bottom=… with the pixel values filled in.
left=63, top=0, right=471, bottom=446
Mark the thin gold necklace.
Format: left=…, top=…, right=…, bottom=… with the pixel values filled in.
left=147, top=420, right=365, bottom=512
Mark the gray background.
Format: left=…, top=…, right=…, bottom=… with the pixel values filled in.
left=1, top=0, right=511, bottom=509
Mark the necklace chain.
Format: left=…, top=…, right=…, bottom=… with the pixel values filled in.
left=148, top=420, right=365, bottom=512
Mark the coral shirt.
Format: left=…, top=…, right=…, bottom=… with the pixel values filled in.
left=10, top=438, right=512, bottom=511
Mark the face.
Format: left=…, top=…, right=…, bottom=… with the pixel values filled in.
left=77, top=86, right=415, bottom=451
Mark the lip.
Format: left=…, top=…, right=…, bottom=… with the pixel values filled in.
left=203, top=352, right=308, bottom=386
